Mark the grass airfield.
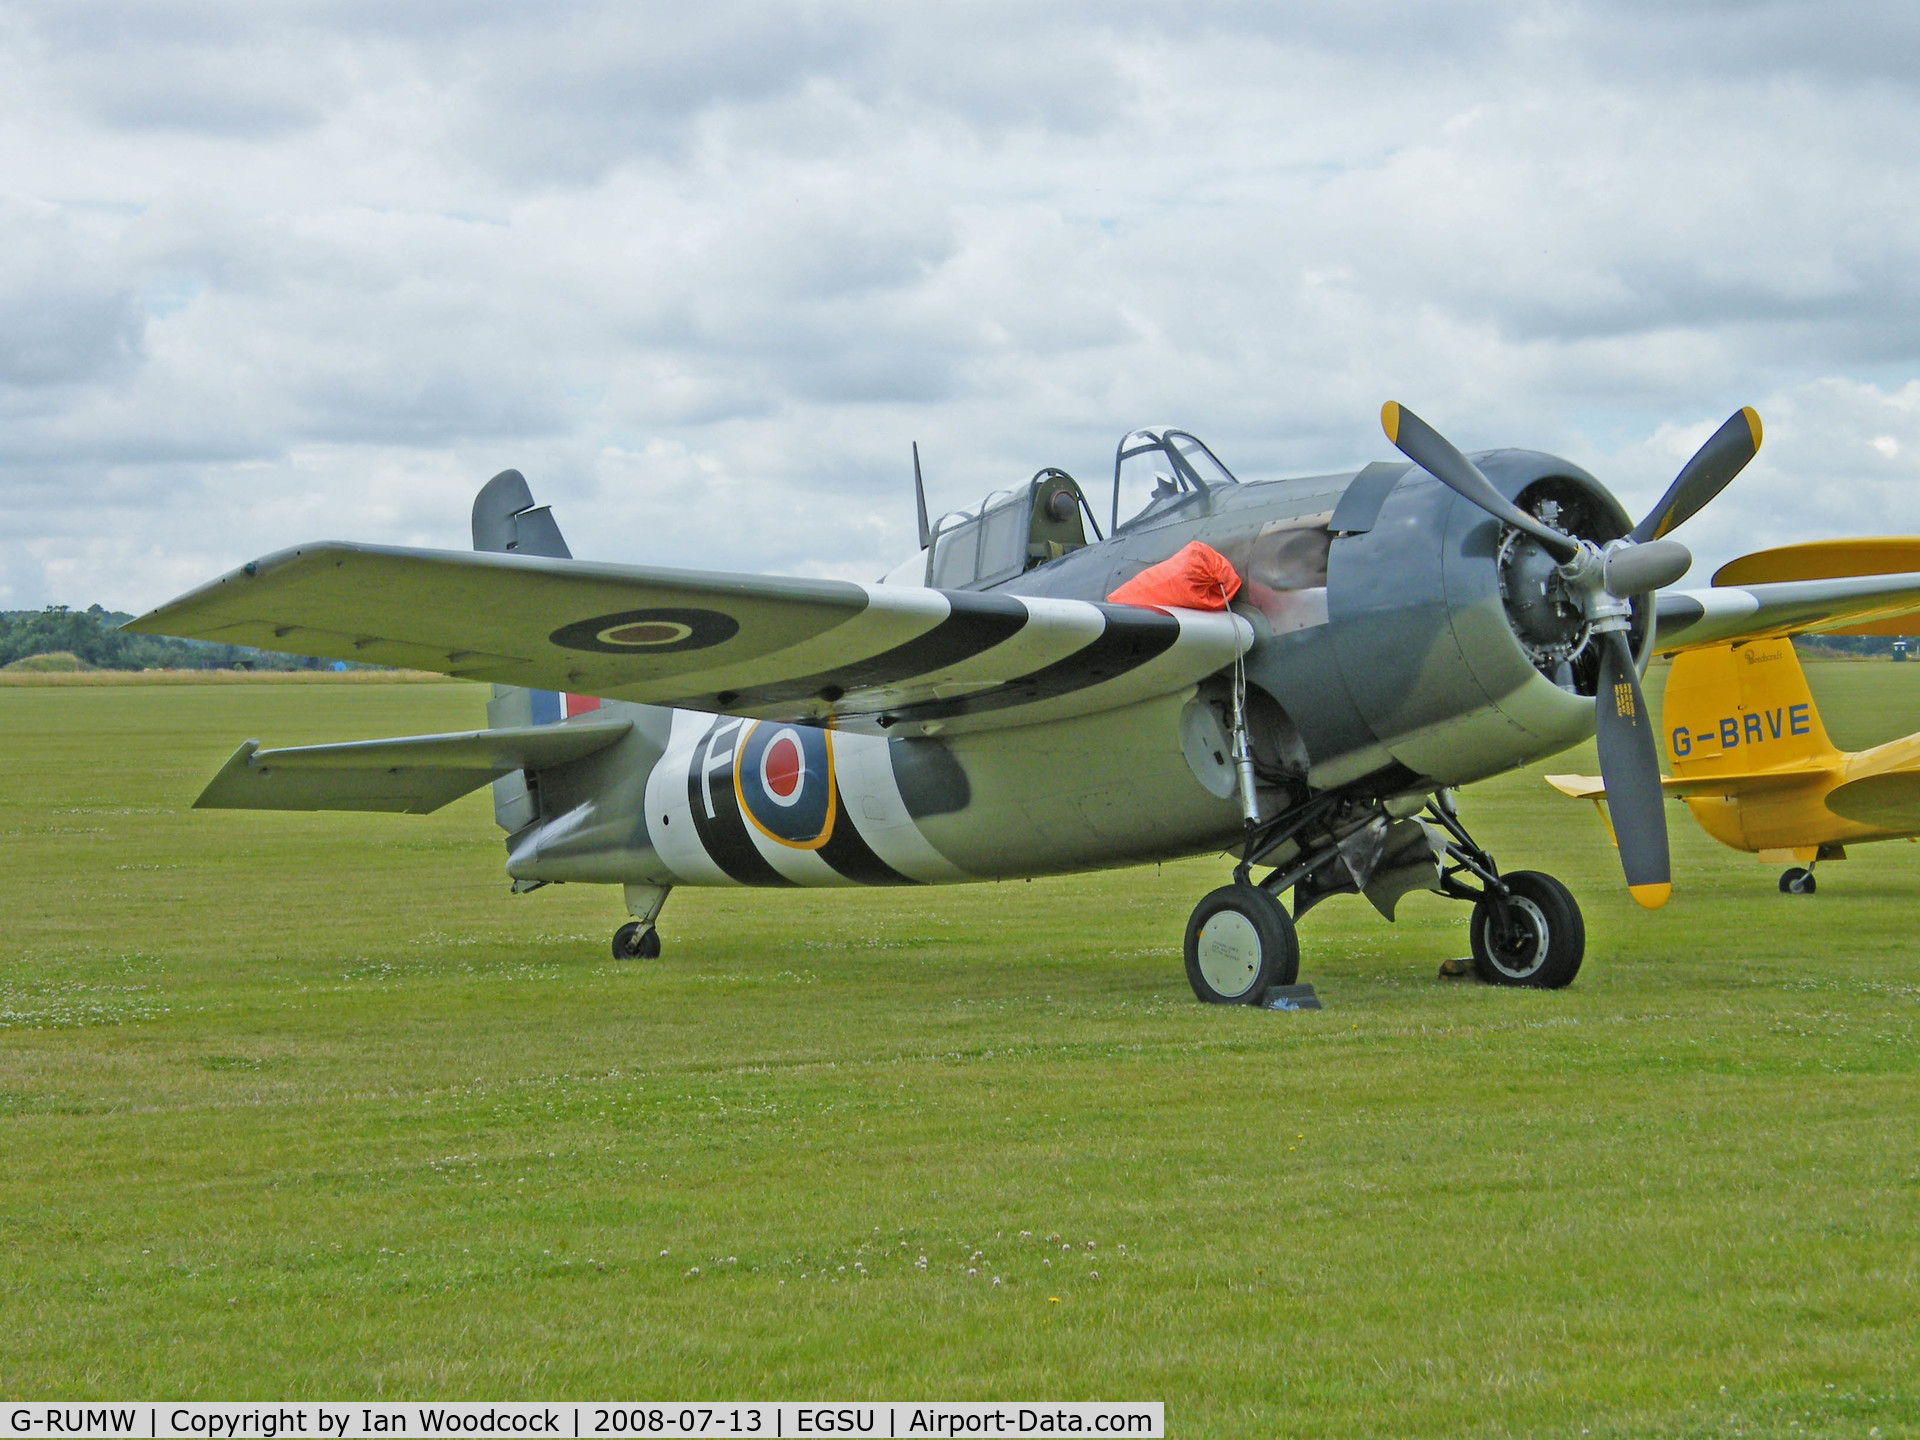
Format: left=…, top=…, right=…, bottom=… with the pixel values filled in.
left=1, top=665, right=1916, bottom=1437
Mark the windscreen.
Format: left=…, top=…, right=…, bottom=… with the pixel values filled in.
left=1112, top=429, right=1239, bottom=532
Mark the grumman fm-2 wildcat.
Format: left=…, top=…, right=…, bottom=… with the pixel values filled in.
left=129, top=405, right=1920, bottom=1001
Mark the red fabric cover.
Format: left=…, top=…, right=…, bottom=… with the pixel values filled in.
left=1105, top=541, right=1243, bottom=611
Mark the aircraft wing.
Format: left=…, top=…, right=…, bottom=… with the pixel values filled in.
left=1654, top=571, right=1920, bottom=652
left=196, top=718, right=633, bottom=813
left=1711, top=538, right=1920, bottom=636
left=127, top=542, right=1252, bottom=736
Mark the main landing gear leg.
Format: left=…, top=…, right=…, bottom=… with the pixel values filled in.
left=1184, top=663, right=1299, bottom=1005
left=1428, top=793, right=1585, bottom=989
left=612, top=883, right=671, bottom=961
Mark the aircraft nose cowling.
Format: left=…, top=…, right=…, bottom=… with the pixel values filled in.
left=1318, top=448, right=1643, bottom=789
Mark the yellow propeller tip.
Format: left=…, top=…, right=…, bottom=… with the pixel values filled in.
left=1381, top=401, right=1401, bottom=443
left=1629, top=882, right=1672, bottom=910
left=1742, top=406, right=1762, bottom=449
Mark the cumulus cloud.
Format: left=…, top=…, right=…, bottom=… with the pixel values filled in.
left=1, top=0, right=1918, bottom=608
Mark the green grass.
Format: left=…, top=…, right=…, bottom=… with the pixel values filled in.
left=2, top=668, right=1917, bottom=1436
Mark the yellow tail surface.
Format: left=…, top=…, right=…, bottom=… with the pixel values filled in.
left=1663, top=638, right=1839, bottom=776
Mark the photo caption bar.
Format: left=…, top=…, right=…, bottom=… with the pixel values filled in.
left=3, top=1404, right=1163, bottom=1439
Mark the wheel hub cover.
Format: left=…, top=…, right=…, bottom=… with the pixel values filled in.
left=1196, top=911, right=1262, bottom=998
left=1488, top=895, right=1551, bottom=977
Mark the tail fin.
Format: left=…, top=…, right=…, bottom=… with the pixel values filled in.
left=1663, top=637, right=1839, bottom=775
left=473, top=470, right=594, bottom=832
left=473, top=469, right=572, bottom=560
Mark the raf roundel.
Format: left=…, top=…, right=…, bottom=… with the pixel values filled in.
left=548, top=607, right=739, bottom=655
left=735, top=721, right=836, bottom=848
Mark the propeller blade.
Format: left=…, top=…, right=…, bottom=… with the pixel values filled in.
left=1629, top=406, right=1762, bottom=544
left=1382, top=402, right=1579, bottom=562
left=1603, top=537, right=1692, bottom=596
left=1593, top=628, right=1671, bottom=908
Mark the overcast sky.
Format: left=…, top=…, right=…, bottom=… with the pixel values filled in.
left=5, top=0, right=1920, bottom=611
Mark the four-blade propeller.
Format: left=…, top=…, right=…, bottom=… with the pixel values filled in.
left=1380, top=401, right=1763, bottom=909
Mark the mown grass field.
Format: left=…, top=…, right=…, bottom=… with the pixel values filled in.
left=2, top=665, right=1916, bottom=1436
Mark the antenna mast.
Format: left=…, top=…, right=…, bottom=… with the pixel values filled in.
left=912, top=442, right=932, bottom=550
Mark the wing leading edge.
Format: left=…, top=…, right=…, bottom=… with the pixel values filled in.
left=128, top=543, right=1252, bottom=736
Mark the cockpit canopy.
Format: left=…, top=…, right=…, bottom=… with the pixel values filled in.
left=890, top=428, right=1241, bottom=591
left=926, top=468, right=1098, bottom=590
left=1112, top=428, right=1240, bottom=534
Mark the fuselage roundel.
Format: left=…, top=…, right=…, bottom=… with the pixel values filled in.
left=680, top=715, right=909, bottom=886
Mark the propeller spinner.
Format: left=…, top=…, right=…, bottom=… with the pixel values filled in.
left=1380, top=401, right=1763, bottom=908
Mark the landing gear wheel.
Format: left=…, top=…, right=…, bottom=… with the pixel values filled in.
left=1184, top=884, right=1300, bottom=1005
left=612, top=922, right=662, bottom=960
left=1470, top=870, right=1584, bottom=989
left=1779, top=867, right=1817, bottom=895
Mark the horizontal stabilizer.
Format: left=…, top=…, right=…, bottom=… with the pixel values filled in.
left=1824, top=771, right=1920, bottom=829
left=196, top=718, right=631, bottom=814
left=1546, top=768, right=1823, bottom=801
left=126, top=542, right=1252, bottom=736
left=1543, top=773, right=1606, bottom=800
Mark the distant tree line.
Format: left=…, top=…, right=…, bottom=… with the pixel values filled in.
left=1, top=605, right=339, bottom=671
left=1793, top=633, right=1911, bottom=658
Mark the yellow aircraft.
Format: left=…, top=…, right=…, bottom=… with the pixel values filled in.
left=1551, top=538, right=1920, bottom=894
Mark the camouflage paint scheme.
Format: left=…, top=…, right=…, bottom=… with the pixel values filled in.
left=131, top=434, right=1920, bottom=927
left=404, top=451, right=1643, bottom=896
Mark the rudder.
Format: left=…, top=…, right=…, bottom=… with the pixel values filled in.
left=473, top=470, right=588, bottom=833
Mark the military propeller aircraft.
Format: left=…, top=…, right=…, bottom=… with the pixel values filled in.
left=127, top=404, right=1920, bottom=1001
left=1552, top=538, right=1920, bottom=894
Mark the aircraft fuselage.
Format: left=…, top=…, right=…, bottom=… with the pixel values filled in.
left=502, top=449, right=1650, bottom=891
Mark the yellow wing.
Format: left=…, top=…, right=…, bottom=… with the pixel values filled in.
left=1712, top=539, right=1920, bottom=637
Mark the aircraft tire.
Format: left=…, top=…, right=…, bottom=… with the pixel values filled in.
left=1779, top=867, right=1817, bottom=895
left=1470, top=871, right=1584, bottom=989
left=611, top=922, right=663, bottom=960
left=1184, top=884, right=1299, bottom=1004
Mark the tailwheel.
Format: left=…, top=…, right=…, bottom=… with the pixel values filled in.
left=1779, top=866, right=1817, bottom=895
left=612, top=922, right=662, bottom=960
left=1469, top=870, right=1584, bottom=989
left=1185, top=884, right=1299, bottom=1005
